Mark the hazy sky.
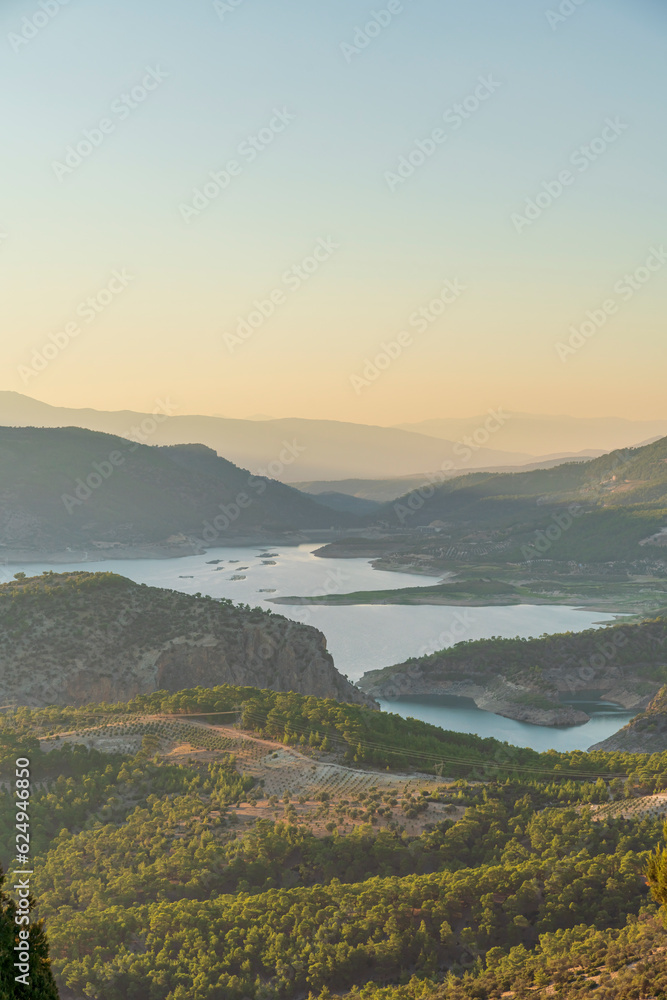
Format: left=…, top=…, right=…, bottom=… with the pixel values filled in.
left=2, top=0, right=665, bottom=424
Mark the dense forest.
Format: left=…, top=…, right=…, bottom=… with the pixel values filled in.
left=1, top=684, right=667, bottom=998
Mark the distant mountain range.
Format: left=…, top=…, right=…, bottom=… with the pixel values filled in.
left=0, top=392, right=639, bottom=483
left=0, top=426, right=351, bottom=557
left=293, top=454, right=604, bottom=504
left=396, top=413, right=667, bottom=455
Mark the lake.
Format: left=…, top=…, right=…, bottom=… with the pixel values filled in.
left=377, top=695, right=634, bottom=753
left=10, top=543, right=631, bottom=751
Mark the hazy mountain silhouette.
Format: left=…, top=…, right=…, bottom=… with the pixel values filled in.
left=0, top=393, right=536, bottom=481
left=396, top=413, right=667, bottom=455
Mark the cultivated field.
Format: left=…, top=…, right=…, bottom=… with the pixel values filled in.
left=38, top=714, right=459, bottom=836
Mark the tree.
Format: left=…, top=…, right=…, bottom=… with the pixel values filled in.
left=0, top=867, right=59, bottom=998
left=646, top=825, right=667, bottom=910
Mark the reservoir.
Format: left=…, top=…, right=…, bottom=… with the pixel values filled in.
left=9, top=544, right=630, bottom=751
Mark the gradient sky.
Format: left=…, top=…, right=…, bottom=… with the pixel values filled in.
left=1, top=0, right=665, bottom=423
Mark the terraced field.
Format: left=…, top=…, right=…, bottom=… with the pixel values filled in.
left=38, top=714, right=451, bottom=836
left=592, top=791, right=667, bottom=822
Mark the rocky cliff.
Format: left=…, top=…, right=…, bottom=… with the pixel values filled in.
left=589, top=686, right=667, bottom=752
left=0, top=571, right=376, bottom=710
left=360, top=669, right=591, bottom=726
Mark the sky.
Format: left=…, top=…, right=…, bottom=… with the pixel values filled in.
left=1, top=0, right=666, bottom=425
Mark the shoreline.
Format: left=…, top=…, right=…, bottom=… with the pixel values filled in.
left=0, top=531, right=352, bottom=566
left=269, top=593, right=634, bottom=617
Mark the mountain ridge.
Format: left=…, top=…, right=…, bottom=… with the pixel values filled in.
left=396, top=412, right=667, bottom=454
left=0, top=425, right=353, bottom=557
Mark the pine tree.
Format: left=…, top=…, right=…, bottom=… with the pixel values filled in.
left=647, top=824, right=667, bottom=911
left=0, top=867, right=59, bottom=999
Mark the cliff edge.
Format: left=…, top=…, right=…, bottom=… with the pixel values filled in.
left=0, top=572, right=376, bottom=710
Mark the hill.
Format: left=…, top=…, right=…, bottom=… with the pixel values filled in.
left=305, top=491, right=383, bottom=516
left=0, top=425, right=353, bottom=557
left=293, top=453, right=601, bottom=504
left=0, top=571, right=374, bottom=708
left=359, top=616, right=667, bottom=728
left=360, top=435, right=667, bottom=567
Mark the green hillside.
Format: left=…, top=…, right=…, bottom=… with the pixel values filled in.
left=360, top=616, right=667, bottom=727
left=368, top=438, right=667, bottom=564
left=0, top=571, right=369, bottom=708
left=0, top=426, right=352, bottom=553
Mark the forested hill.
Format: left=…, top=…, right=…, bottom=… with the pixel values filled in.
left=360, top=617, right=667, bottom=732
left=0, top=571, right=373, bottom=709
left=3, top=685, right=667, bottom=999
left=373, top=433, right=667, bottom=522
left=0, top=425, right=354, bottom=554
left=366, top=435, right=667, bottom=562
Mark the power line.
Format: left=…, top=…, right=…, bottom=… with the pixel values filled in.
left=236, top=709, right=636, bottom=780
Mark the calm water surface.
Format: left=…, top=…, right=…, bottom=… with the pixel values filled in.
left=377, top=695, right=634, bottom=752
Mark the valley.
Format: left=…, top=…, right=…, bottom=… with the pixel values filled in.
left=5, top=3, right=666, bottom=994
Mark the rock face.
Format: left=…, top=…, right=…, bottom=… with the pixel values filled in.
left=589, top=687, right=667, bottom=752
left=361, top=670, right=590, bottom=727
left=0, top=572, right=376, bottom=710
